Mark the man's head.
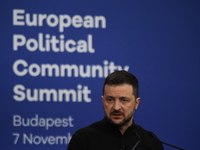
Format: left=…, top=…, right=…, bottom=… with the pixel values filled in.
left=102, top=70, right=140, bottom=128
left=103, top=70, right=139, bottom=98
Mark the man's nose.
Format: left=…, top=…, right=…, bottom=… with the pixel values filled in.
left=113, top=101, right=121, bottom=110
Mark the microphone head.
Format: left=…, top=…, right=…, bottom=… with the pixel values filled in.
left=132, top=130, right=138, bottom=135
left=132, top=130, right=141, bottom=140
left=148, top=131, right=159, bottom=140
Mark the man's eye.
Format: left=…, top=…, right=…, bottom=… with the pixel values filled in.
left=107, top=99, right=113, bottom=102
left=122, top=99, right=128, bottom=102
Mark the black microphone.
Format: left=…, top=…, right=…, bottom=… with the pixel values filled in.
left=132, top=130, right=141, bottom=150
left=148, top=132, right=185, bottom=150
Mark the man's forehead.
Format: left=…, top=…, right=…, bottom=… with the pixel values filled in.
left=104, top=84, right=134, bottom=91
left=104, top=84, right=134, bottom=95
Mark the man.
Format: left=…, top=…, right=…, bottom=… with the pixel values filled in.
left=67, top=70, right=164, bottom=150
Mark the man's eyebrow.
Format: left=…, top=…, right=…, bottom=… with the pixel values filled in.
left=119, top=96, right=130, bottom=99
left=105, top=96, right=115, bottom=98
left=105, top=96, right=129, bottom=99
left=119, top=96, right=128, bottom=98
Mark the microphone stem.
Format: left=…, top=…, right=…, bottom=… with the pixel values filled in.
left=161, top=141, right=185, bottom=150
left=132, top=131, right=141, bottom=150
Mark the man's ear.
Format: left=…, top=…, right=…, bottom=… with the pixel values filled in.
left=135, top=97, right=141, bottom=110
left=101, top=96, right=104, bottom=104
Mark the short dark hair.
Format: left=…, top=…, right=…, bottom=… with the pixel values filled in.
left=103, top=70, right=139, bottom=98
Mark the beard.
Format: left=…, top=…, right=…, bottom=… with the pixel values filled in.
left=105, top=110, right=133, bottom=127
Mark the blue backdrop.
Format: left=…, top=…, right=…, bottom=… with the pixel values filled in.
left=0, top=0, right=200, bottom=150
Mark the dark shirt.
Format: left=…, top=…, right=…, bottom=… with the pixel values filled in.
left=67, top=118, right=164, bottom=150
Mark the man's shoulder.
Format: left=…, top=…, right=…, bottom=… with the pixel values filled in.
left=133, top=123, right=150, bottom=134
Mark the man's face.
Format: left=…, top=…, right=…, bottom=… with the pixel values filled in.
left=102, top=84, right=140, bottom=127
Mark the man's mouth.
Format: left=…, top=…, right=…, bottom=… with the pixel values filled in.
left=111, top=112, right=123, bottom=118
